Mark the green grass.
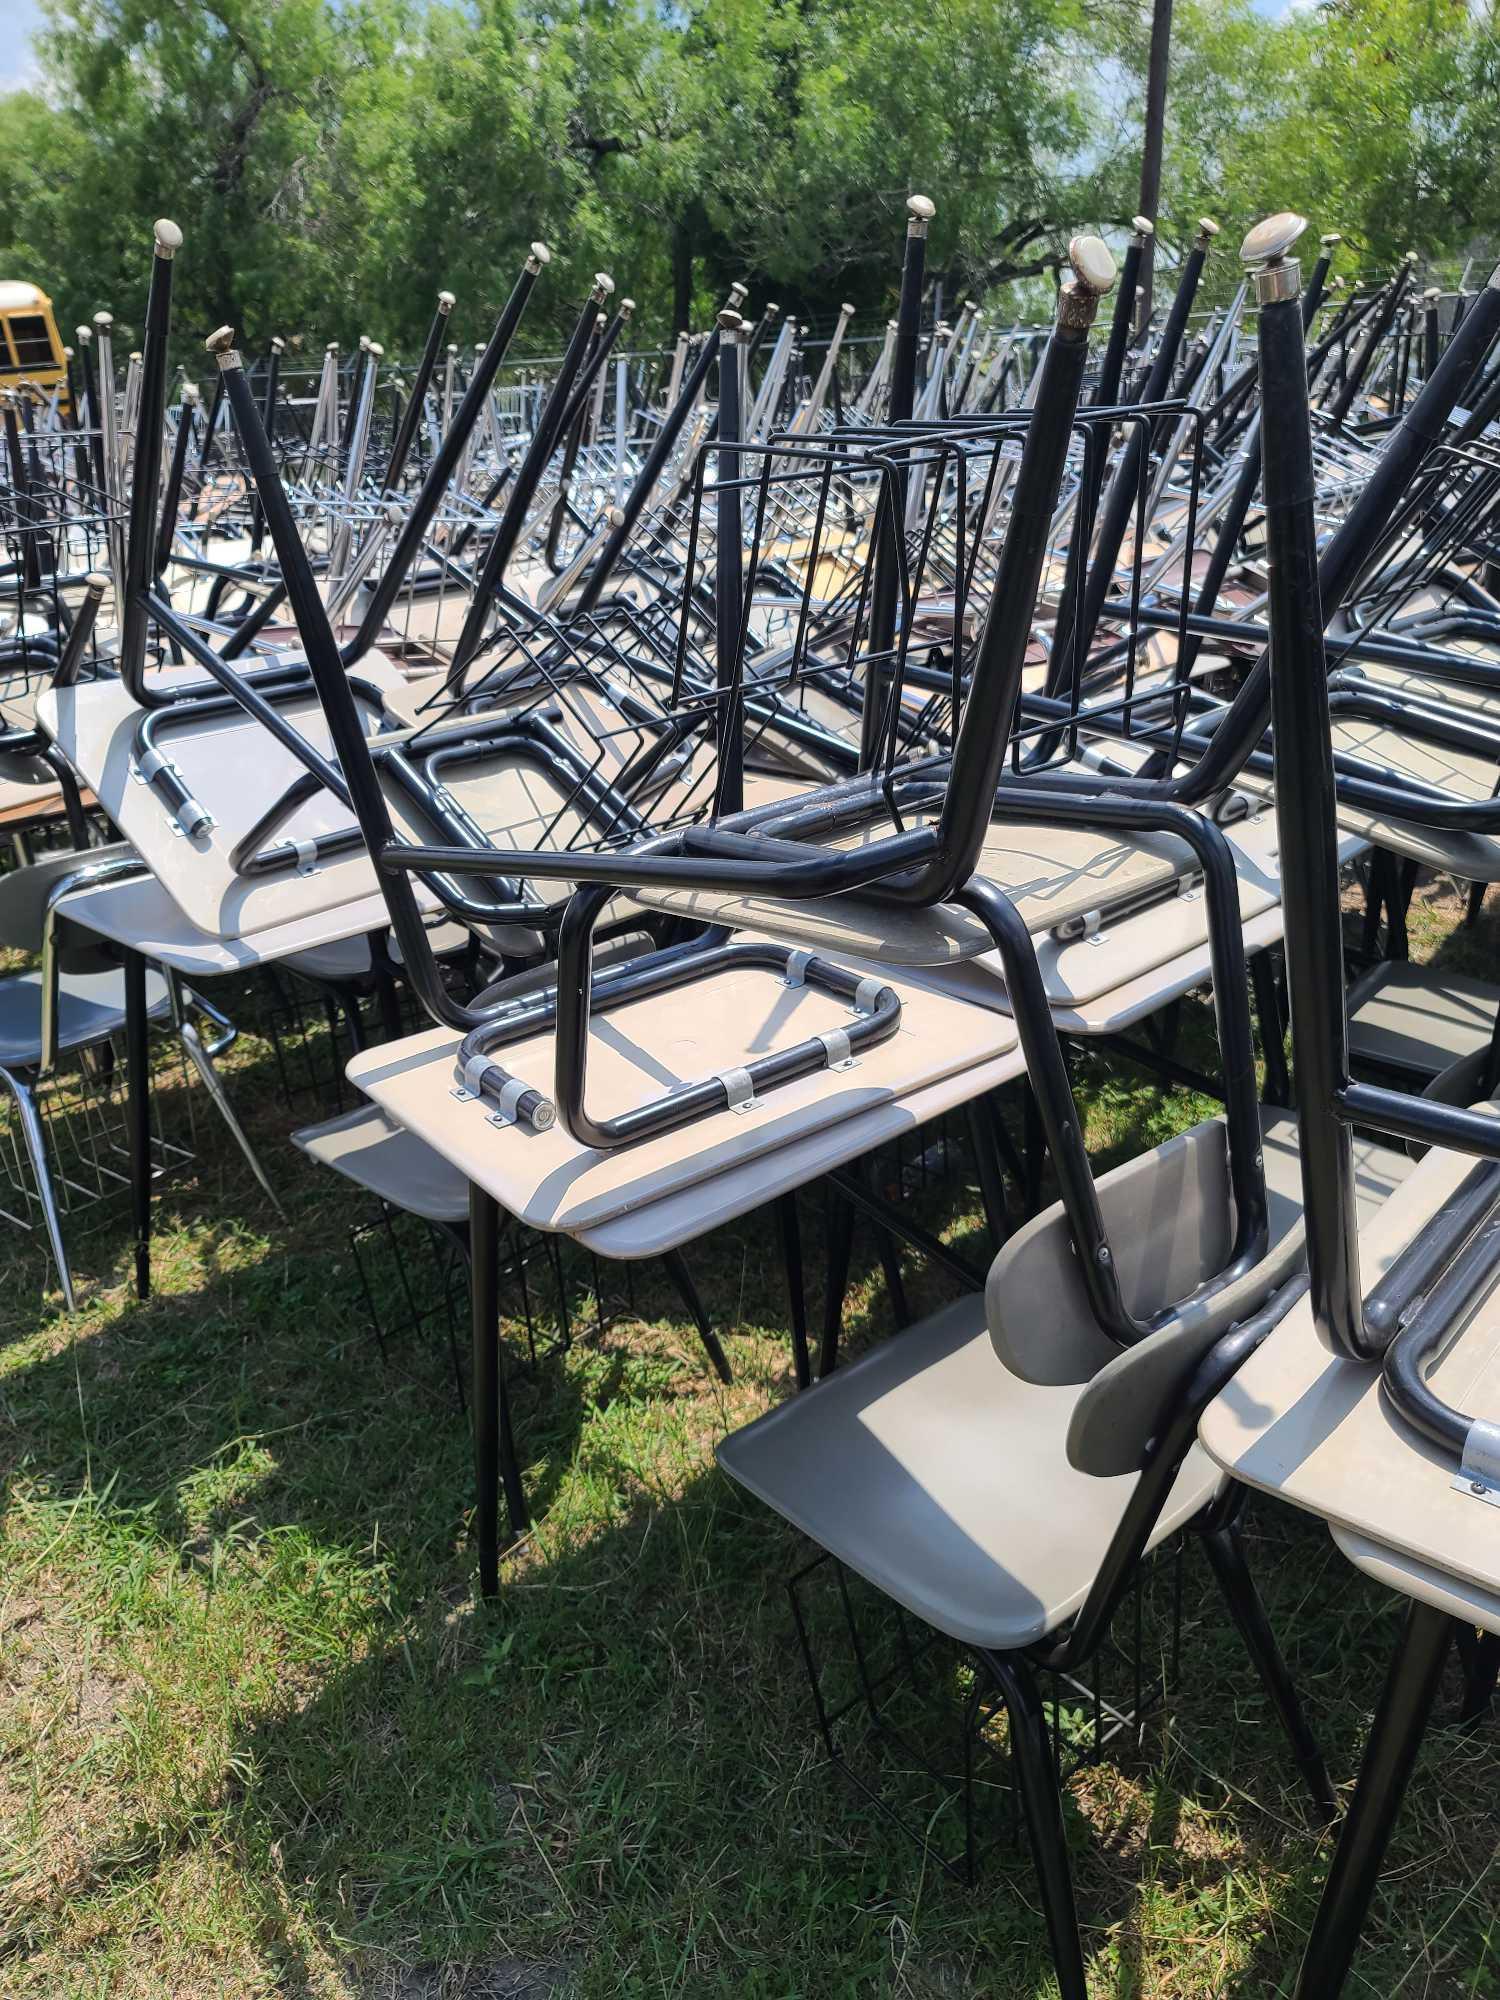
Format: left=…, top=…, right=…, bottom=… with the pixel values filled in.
left=4, top=882, right=1500, bottom=1998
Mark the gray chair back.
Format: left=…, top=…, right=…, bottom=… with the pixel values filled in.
left=987, top=1118, right=1306, bottom=1476
left=0, top=844, right=137, bottom=969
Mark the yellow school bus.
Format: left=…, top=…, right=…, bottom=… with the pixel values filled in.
left=0, top=281, right=70, bottom=411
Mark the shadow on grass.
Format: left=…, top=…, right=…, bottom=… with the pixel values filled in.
left=0, top=1169, right=1372, bottom=2000
left=140, top=1477, right=1408, bottom=1999
left=6, top=1013, right=1496, bottom=1996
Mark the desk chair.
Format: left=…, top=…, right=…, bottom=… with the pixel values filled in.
left=1199, top=216, right=1500, bottom=2000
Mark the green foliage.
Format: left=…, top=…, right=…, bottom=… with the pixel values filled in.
left=14, top=0, right=348, bottom=342
left=0, top=0, right=1494, bottom=350
left=1168, top=0, right=1500, bottom=294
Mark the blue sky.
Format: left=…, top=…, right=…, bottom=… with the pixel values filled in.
left=2, top=0, right=44, bottom=92
left=0, top=0, right=1297, bottom=93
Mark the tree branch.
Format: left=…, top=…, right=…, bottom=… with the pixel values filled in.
left=570, top=131, right=634, bottom=159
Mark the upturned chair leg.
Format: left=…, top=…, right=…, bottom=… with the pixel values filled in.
left=1, top=1066, right=75, bottom=1311
left=1293, top=1600, right=1454, bottom=2000
left=1199, top=1521, right=1337, bottom=1823
left=981, top=1651, right=1087, bottom=2000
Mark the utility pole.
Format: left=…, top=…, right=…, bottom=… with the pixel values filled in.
left=1135, top=0, right=1175, bottom=336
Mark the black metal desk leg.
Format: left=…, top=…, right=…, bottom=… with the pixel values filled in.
left=1251, top=950, right=1291, bottom=1109
left=1200, top=1522, right=1335, bottom=1822
left=124, top=948, right=151, bottom=1300
left=776, top=1193, right=811, bottom=1390
left=660, top=1249, right=732, bottom=1384
left=1293, top=1599, right=1455, bottom=1999
left=983, top=1651, right=1086, bottom=1999
left=469, top=1181, right=501, bottom=1597
left=819, top=1186, right=855, bottom=1379
left=966, top=1098, right=1013, bottom=1250
left=1458, top=1627, right=1500, bottom=1727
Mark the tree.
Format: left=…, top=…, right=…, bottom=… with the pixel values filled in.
left=4, top=0, right=352, bottom=343
left=0, top=0, right=1491, bottom=356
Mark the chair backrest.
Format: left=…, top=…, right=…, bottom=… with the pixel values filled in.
left=0, top=842, right=135, bottom=964
left=0, top=749, right=53, bottom=789
left=987, top=1115, right=1307, bottom=1476
left=1406, top=1045, right=1496, bottom=1157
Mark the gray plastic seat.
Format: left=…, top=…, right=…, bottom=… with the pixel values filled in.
left=1346, top=959, right=1500, bottom=1079
left=281, top=919, right=477, bottom=986
left=0, top=963, right=171, bottom=1067
left=718, top=1110, right=1413, bottom=1650
left=719, top=1104, right=1399, bottom=1999
left=721, top=1289, right=1216, bottom=1649
left=280, top=932, right=379, bottom=985
left=291, top=1103, right=468, bottom=1223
